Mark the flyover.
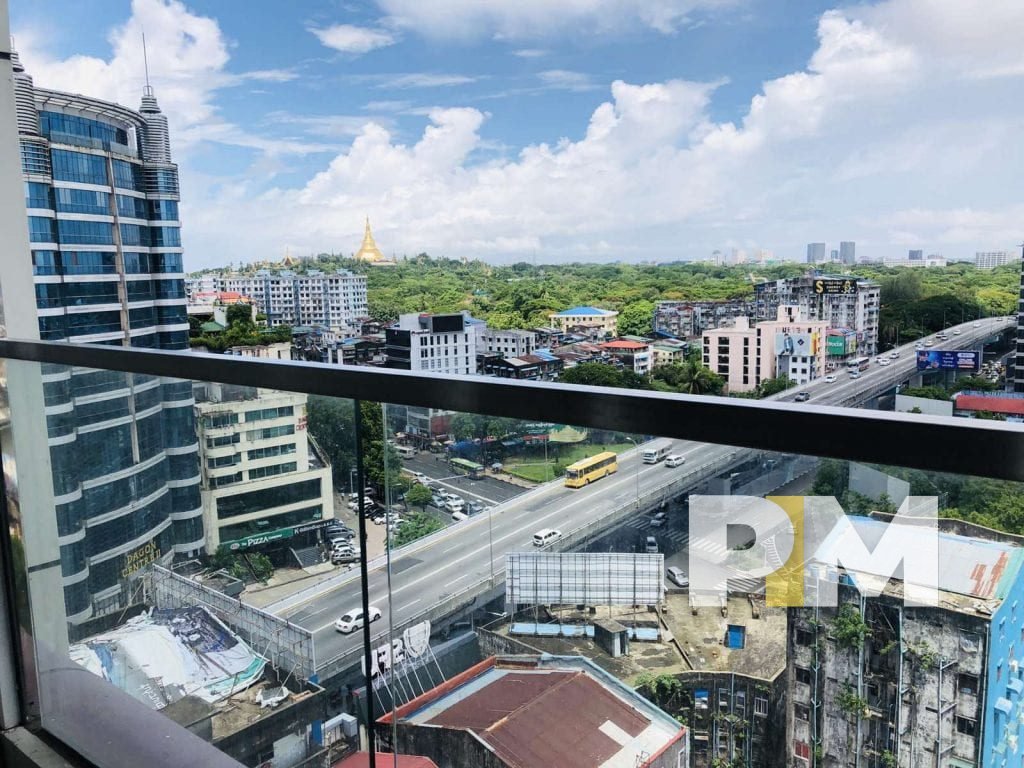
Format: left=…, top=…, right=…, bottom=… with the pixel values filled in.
left=274, top=317, right=1013, bottom=677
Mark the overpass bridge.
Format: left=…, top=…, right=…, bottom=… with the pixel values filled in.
left=272, top=317, right=1013, bottom=679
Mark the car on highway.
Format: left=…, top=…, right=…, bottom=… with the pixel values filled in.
left=824, top=374, right=837, bottom=383
left=666, top=566, right=689, bottom=588
left=451, top=511, right=468, bottom=522
left=664, top=454, right=685, bottom=467
left=645, top=536, right=659, bottom=553
left=335, top=606, right=382, bottom=634
left=973, top=322, right=981, bottom=328
left=953, top=329, right=961, bottom=335
left=924, top=340, right=934, bottom=347
left=878, top=358, right=890, bottom=366
left=794, top=392, right=811, bottom=402
left=848, top=370, right=861, bottom=379
left=533, top=528, right=562, bottom=547
left=889, top=351, right=899, bottom=359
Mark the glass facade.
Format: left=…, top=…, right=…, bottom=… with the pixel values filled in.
left=18, top=83, right=200, bottom=625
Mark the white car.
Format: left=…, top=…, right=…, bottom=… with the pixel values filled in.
left=533, top=528, right=562, bottom=547
left=335, top=606, right=382, bottom=633
left=666, top=567, right=689, bottom=588
left=878, top=359, right=890, bottom=366
left=889, top=351, right=899, bottom=359
left=664, top=454, right=685, bottom=468
left=924, top=340, right=934, bottom=347
left=451, top=511, right=468, bottom=522
left=953, top=329, right=961, bottom=335
left=824, top=374, right=837, bottom=383
left=445, top=499, right=465, bottom=514
left=412, top=472, right=429, bottom=484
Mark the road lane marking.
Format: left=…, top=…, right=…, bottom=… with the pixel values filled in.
left=398, top=598, right=421, bottom=612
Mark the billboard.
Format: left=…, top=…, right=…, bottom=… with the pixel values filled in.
left=775, top=332, right=820, bottom=357
left=915, top=349, right=980, bottom=372
left=813, top=278, right=858, bottom=295
left=506, top=552, right=664, bottom=607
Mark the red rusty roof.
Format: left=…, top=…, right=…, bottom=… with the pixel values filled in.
left=955, top=394, right=1024, bottom=416
left=426, top=670, right=648, bottom=768
left=334, top=752, right=438, bottom=768
left=600, top=340, right=649, bottom=350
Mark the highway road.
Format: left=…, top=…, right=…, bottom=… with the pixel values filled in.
left=279, top=317, right=1012, bottom=672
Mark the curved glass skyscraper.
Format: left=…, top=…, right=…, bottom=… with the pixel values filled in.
left=13, top=52, right=203, bottom=623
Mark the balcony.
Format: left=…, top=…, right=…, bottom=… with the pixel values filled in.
left=0, top=334, right=1021, bottom=768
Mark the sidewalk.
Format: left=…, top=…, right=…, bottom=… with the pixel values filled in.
left=241, top=496, right=390, bottom=610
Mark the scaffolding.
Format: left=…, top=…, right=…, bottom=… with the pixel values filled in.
left=146, top=565, right=315, bottom=681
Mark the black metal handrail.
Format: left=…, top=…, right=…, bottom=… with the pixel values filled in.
left=0, top=337, right=1021, bottom=481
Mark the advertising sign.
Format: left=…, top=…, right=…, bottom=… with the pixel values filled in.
left=506, top=552, right=664, bottom=607
left=775, top=332, right=820, bottom=357
left=121, top=539, right=160, bottom=578
left=915, top=349, right=980, bottom=372
left=813, top=278, right=858, bottom=295
left=826, top=335, right=846, bottom=356
left=225, top=518, right=329, bottom=551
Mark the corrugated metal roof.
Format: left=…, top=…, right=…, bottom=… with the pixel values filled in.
left=554, top=306, right=614, bottom=316
left=955, top=394, right=1024, bottom=416
left=335, top=753, right=438, bottom=768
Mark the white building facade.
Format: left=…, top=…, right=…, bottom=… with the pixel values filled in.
left=975, top=251, right=1012, bottom=270
left=195, top=385, right=334, bottom=553
left=385, top=312, right=478, bottom=375
left=475, top=327, right=536, bottom=358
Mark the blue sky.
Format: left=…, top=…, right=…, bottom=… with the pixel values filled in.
left=11, top=0, right=1024, bottom=269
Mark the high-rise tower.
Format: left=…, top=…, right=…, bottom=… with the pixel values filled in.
left=14, top=51, right=203, bottom=623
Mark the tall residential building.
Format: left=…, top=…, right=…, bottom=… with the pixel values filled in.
left=908, top=248, right=924, bottom=260
left=702, top=307, right=827, bottom=393
left=194, top=383, right=333, bottom=556
left=975, top=251, right=1012, bottom=270
left=196, top=268, right=367, bottom=334
left=839, top=241, right=856, bottom=265
left=14, top=53, right=203, bottom=621
left=807, top=242, right=827, bottom=263
left=653, top=299, right=755, bottom=340
left=754, top=274, right=881, bottom=355
left=475, top=326, right=536, bottom=359
left=787, top=517, right=1024, bottom=768
left=385, top=312, right=479, bottom=375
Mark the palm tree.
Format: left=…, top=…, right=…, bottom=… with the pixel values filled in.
left=677, top=360, right=723, bottom=395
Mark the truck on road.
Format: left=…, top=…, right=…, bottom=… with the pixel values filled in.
left=641, top=440, right=673, bottom=465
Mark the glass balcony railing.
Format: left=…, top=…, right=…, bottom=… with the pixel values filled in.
left=0, top=338, right=1022, bottom=768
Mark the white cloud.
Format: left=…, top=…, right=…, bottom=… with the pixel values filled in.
left=13, top=0, right=313, bottom=157
left=310, top=24, right=397, bottom=55
left=376, top=0, right=739, bottom=39
left=537, top=70, right=599, bottom=92
left=378, top=73, right=479, bottom=89
left=182, top=0, right=1024, bottom=267
left=513, top=48, right=548, bottom=58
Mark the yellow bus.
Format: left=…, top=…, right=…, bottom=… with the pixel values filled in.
left=564, top=451, right=618, bottom=488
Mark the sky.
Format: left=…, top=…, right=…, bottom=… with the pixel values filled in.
left=10, top=0, right=1024, bottom=270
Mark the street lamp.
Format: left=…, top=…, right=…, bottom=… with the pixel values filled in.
left=624, top=437, right=641, bottom=511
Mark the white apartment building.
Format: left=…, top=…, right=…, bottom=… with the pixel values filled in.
left=188, top=268, right=368, bottom=334
left=475, top=327, right=536, bottom=359
left=548, top=306, right=619, bottom=337
left=385, top=312, right=478, bottom=375
left=882, top=255, right=947, bottom=268
left=195, top=384, right=334, bottom=554
left=975, top=250, right=1012, bottom=269
left=186, top=273, right=221, bottom=300
left=754, top=275, right=880, bottom=356
left=703, top=307, right=827, bottom=393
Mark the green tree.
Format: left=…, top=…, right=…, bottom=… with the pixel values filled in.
left=812, top=458, right=849, bottom=498
left=392, top=511, right=444, bottom=547
left=307, top=396, right=355, bottom=486
left=406, top=483, right=433, bottom=511
left=559, top=362, right=651, bottom=390
left=674, top=360, right=725, bottom=396
left=448, top=412, right=477, bottom=440
left=225, top=302, right=255, bottom=329
left=758, top=375, right=793, bottom=397
left=618, top=300, right=655, bottom=336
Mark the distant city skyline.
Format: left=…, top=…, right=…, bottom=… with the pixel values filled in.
left=11, top=0, right=1024, bottom=268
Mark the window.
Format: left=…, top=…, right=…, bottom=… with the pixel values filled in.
left=216, top=477, right=321, bottom=518
left=795, top=704, right=810, bottom=721
left=795, top=628, right=813, bottom=646
left=51, top=148, right=108, bottom=185
left=28, top=216, right=56, bottom=242
left=57, top=219, right=114, bottom=245
left=207, top=454, right=240, bottom=469
left=956, top=717, right=977, bottom=737
left=754, top=696, right=768, bottom=717
left=247, top=443, right=297, bottom=461
left=796, top=667, right=812, bottom=685
left=957, top=673, right=978, bottom=696
left=203, top=412, right=239, bottom=429
left=112, top=159, right=143, bottom=191
left=244, top=405, right=294, bottom=423
left=116, top=194, right=148, bottom=219
left=55, top=187, right=109, bottom=214
left=25, top=180, right=53, bottom=209
left=248, top=461, right=297, bottom=480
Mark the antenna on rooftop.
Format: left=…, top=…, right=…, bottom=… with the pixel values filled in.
left=142, top=31, right=153, bottom=96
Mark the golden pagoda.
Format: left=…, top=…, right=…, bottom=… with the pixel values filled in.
left=354, top=217, right=386, bottom=262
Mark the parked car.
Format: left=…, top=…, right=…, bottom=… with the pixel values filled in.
left=645, top=536, right=659, bottom=553
left=431, top=494, right=447, bottom=508
left=445, top=498, right=465, bottom=514
left=328, top=535, right=353, bottom=549
left=331, top=551, right=359, bottom=565
left=533, top=528, right=562, bottom=547
left=794, top=392, right=811, bottom=402
left=335, top=606, right=382, bottom=633
left=666, top=567, right=689, bottom=588
left=451, top=511, right=468, bottom=522
left=824, top=374, right=837, bottom=383
left=664, top=454, right=685, bottom=468
left=466, top=500, right=485, bottom=516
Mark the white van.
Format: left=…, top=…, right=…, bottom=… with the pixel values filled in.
left=533, top=528, right=562, bottom=547
left=665, top=454, right=685, bottom=468
left=396, top=445, right=416, bottom=459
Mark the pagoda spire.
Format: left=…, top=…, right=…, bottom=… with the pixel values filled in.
left=355, top=217, right=385, bottom=262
